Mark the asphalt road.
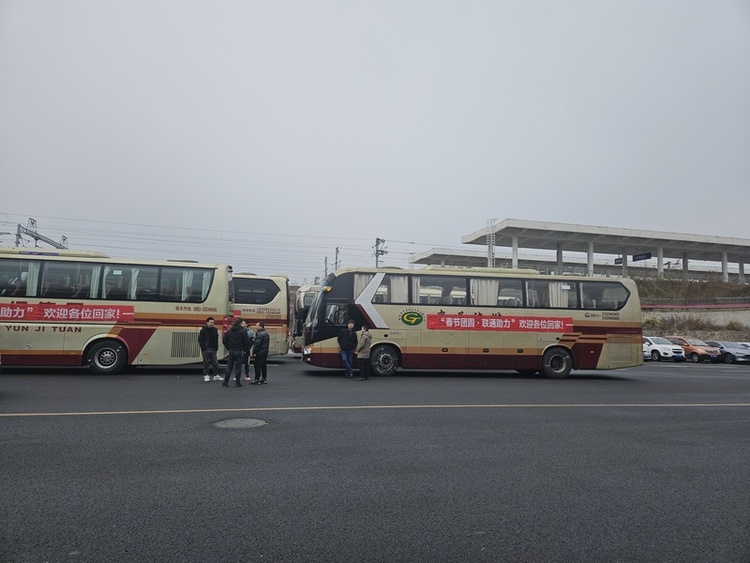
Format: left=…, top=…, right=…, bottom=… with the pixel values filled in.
left=2, top=357, right=749, bottom=563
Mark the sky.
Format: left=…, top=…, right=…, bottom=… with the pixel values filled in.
left=1, top=1, right=748, bottom=284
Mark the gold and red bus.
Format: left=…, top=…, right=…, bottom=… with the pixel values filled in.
left=0, top=247, right=233, bottom=374
left=232, top=273, right=289, bottom=357
left=290, top=283, right=318, bottom=354
left=302, top=267, right=642, bottom=378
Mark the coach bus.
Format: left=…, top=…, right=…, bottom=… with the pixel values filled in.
left=0, top=247, right=233, bottom=374
left=302, top=267, right=643, bottom=379
left=291, top=283, right=319, bottom=354
left=232, top=273, right=289, bottom=356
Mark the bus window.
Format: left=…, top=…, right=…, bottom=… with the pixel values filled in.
left=412, top=275, right=467, bottom=306
left=234, top=277, right=280, bottom=305
left=470, top=277, right=523, bottom=307
left=0, top=259, right=36, bottom=297
left=325, top=303, right=349, bottom=325
left=526, top=279, right=549, bottom=308
left=135, top=266, right=159, bottom=301
left=373, top=274, right=408, bottom=304
left=580, top=281, right=629, bottom=310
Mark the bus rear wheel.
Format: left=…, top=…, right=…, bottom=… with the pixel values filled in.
left=87, top=340, right=127, bottom=375
left=541, top=347, right=573, bottom=379
left=370, top=345, right=399, bottom=376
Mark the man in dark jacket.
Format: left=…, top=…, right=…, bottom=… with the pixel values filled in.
left=222, top=317, right=250, bottom=387
left=337, top=319, right=358, bottom=378
left=198, top=317, right=221, bottom=382
left=251, top=321, right=270, bottom=384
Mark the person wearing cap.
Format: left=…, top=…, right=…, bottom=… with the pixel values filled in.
left=337, top=319, right=358, bottom=378
left=355, top=325, right=372, bottom=381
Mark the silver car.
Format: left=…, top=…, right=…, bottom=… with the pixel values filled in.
left=705, top=341, right=750, bottom=364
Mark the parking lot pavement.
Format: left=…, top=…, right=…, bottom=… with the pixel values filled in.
left=2, top=359, right=750, bottom=562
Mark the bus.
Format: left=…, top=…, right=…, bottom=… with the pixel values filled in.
left=302, top=267, right=643, bottom=379
left=232, top=273, right=289, bottom=357
left=0, top=247, right=233, bottom=374
left=291, top=283, right=319, bottom=354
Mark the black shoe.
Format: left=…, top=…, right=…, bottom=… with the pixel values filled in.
left=357, top=378, right=365, bottom=381
left=252, top=379, right=260, bottom=384
left=235, top=382, right=242, bottom=387
left=261, top=379, right=267, bottom=384
left=221, top=382, right=229, bottom=387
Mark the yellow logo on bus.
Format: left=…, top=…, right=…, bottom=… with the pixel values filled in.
left=400, top=311, right=424, bottom=326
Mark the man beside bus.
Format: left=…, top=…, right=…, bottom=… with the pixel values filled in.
left=337, top=319, right=358, bottom=379
left=252, top=321, right=270, bottom=384
left=222, top=318, right=250, bottom=387
left=198, top=317, right=222, bottom=382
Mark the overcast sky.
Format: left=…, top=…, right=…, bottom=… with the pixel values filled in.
left=1, top=1, right=748, bottom=283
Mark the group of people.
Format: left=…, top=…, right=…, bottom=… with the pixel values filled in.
left=198, top=316, right=269, bottom=387
left=198, top=316, right=373, bottom=385
left=337, top=318, right=372, bottom=381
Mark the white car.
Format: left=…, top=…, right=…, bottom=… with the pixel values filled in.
left=643, top=336, right=686, bottom=362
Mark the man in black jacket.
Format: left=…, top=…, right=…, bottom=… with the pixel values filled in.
left=251, top=321, right=271, bottom=384
left=222, top=318, right=251, bottom=387
left=337, top=319, right=358, bottom=378
left=198, top=317, right=221, bottom=382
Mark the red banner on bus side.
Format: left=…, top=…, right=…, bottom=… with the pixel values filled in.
left=0, top=304, right=135, bottom=322
left=427, top=314, right=573, bottom=332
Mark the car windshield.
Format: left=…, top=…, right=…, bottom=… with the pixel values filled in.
left=651, top=337, right=673, bottom=345
left=720, top=342, right=742, bottom=348
left=687, top=339, right=709, bottom=346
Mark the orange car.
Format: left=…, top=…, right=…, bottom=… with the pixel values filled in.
left=664, top=336, right=721, bottom=363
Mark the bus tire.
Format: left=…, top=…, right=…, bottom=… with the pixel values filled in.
left=87, top=340, right=127, bottom=375
left=541, top=347, right=573, bottom=379
left=370, top=345, right=399, bottom=376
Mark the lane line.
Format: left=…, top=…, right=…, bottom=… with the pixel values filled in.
left=2, top=402, right=750, bottom=418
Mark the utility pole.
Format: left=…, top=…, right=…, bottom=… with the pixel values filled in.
left=486, top=218, right=497, bottom=267
left=375, top=238, right=387, bottom=267
left=334, top=247, right=340, bottom=270
left=324, top=257, right=328, bottom=277
left=15, top=218, right=68, bottom=249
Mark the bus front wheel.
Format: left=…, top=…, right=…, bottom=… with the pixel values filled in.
left=370, top=345, right=399, bottom=376
left=541, top=348, right=573, bottom=379
left=87, top=340, right=127, bottom=375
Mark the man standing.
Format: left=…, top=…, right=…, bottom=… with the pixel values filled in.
left=243, top=322, right=256, bottom=381
left=198, top=317, right=222, bottom=382
left=337, top=319, right=358, bottom=379
left=355, top=325, right=372, bottom=381
left=222, top=318, right=250, bottom=387
left=252, top=321, right=270, bottom=384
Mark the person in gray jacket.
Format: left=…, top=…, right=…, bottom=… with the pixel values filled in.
left=355, top=325, right=372, bottom=381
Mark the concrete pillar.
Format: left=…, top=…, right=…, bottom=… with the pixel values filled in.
left=721, top=251, right=729, bottom=282
left=657, top=246, right=664, bottom=278
left=587, top=241, right=594, bottom=276
left=683, top=252, right=689, bottom=279
left=740, top=263, right=746, bottom=284
left=556, top=244, right=563, bottom=275
left=512, top=235, right=518, bottom=269
left=621, top=253, right=628, bottom=277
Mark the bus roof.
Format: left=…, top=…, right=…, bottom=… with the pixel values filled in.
left=328, top=265, right=633, bottom=282
left=0, top=247, right=110, bottom=258
left=0, top=247, right=230, bottom=269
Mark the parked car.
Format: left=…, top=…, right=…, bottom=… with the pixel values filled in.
left=704, top=341, right=750, bottom=364
left=643, top=336, right=686, bottom=362
left=664, top=336, right=721, bottom=363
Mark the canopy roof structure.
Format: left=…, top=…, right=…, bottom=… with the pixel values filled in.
left=412, top=219, right=750, bottom=282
